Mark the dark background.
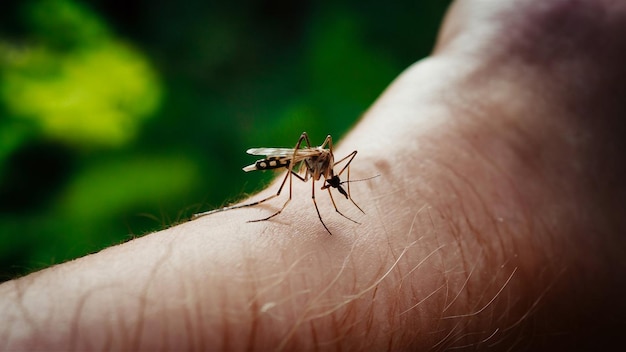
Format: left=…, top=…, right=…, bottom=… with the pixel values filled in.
left=0, top=0, right=452, bottom=281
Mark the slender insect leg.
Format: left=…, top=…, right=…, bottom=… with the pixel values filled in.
left=319, top=134, right=332, bottom=150
left=311, top=177, right=333, bottom=235
left=345, top=163, right=365, bottom=213
left=300, top=132, right=313, bottom=149
left=192, top=167, right=293, bottom=219
left=332, top=150, right=365, bottom=213
left=288, top=132, right=312, bottom=174
left=249, top=133, right=310, bottom=223
left=326, top=187, right=360, bottom=224
left=333, top=150, right=357, bottom=177
left=247, top=169, right=310, bottom=222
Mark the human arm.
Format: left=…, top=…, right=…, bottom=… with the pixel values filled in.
left=2, top=0, right=625, bottom=350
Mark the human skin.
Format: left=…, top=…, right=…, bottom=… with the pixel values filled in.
left=1, top=0, right=625, bottom=350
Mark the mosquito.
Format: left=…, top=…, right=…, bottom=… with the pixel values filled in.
left=192, top=132, right=372, bottom=235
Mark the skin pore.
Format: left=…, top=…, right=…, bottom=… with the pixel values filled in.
left=1, top=0, right=625, bottom=350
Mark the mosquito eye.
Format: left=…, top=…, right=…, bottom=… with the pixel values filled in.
left=326, top=175, right=341, bottom=188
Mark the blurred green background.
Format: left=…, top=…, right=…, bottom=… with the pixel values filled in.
left=0, top=0, right=451, bottom=281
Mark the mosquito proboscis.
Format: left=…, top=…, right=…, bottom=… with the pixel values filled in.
left=192, top=132, right=377, bottom=235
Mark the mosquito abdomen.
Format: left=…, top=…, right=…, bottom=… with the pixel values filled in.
left=243, top=157, right=291, bottom=172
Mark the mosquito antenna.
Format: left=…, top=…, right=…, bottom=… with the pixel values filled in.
left=339, top=174, right=380, bottom=185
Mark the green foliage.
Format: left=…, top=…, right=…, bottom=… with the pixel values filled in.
left=1, top=0, right=162, bottom=148
left=25, top=0, right=109, bottom=49
left=0, top=0, right=451, bottom=280
left=58, top=155, right=199, bottom=221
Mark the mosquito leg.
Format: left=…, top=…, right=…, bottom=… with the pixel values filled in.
left=247, top=198, right=291, bottom=222
left=311, top=178, right=333, bottom=235
left=192, top=168, right=293, bottom=219
left=347, top=163, right=351, bottom=201
left=319, top=134, right=332, bottom=150
left=283, top=132, right=310, bottom=179
left=333, top=150, right=357, bottom=177
left=326, top=187, right=360, bottom=224
left=301, top=132, right=313, bottom=149
left=248, top=134, right=311, bottom=222
left=345, top=164, right=365, bottom=214
left=248, top=170, right=296, bottom=223
left=246, top=164, right=312, bottom=222
left=246, top=133, right=311, bottom=222
left=332, top=150, right=365, bottom=214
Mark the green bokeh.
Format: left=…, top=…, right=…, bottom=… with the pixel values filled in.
left=0, top=0, right=451, bottom=280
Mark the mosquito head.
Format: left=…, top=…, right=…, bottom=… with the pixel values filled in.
left=322, top=175, right=349, bottom=199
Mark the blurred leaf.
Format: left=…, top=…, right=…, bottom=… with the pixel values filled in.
left=0, top=119, right=34, bottom=173
left=26, top=0, right=109, bottom=49
left=0, top=141, right=74, bottom=214
left=308, top=12, right=399, bottom=110
left=0, top=0, right=163, bottom=148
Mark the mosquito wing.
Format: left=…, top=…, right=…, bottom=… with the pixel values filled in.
left=246, top=148, right=296, bottom=157
left=247, top=147, right=325, bottom=158
left=243, top=147, right=324, bottom=172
